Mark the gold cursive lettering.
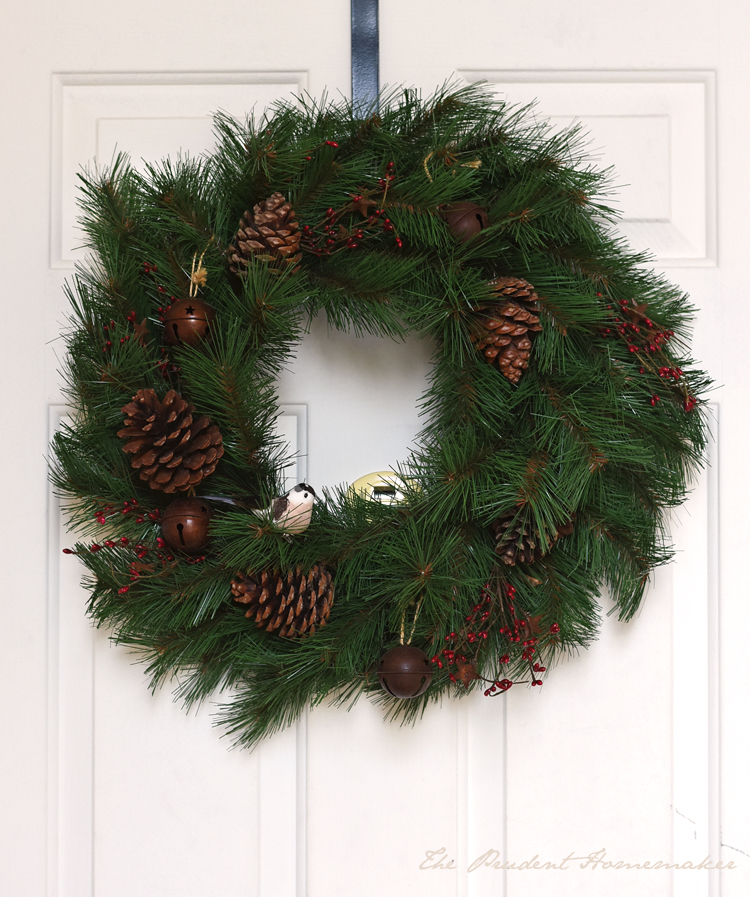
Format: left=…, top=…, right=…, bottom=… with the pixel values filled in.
left=419, top=847, right=456, bottom=870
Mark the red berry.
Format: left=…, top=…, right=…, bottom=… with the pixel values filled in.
left=549, top=623, right=560, bottom=633
left=118, top=586, right=130, bottom=594
left=62, top=548, right=74, bottom=554
left=325, top=140, right=339, bottom=148
left=90, top=544, right=102, bottom=552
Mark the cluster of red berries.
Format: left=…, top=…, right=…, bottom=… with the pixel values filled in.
left=430, top=584, right=560, bottom=695
left=377, top=161, right=396, bottom=191
left=91, top=499, right=160, bottom=526
left=598, top=295, right=697, bottom=412
left=101, top=317, right=117, bottom=353
left=63, top=532, right=205, bottom=594
left=102, top=318, right=140, bottom=352
left=302, top=139, right=340, bottom=162
left=300, top=163, right=404, bottom=256
left=599, top=300, right=675, bottom=352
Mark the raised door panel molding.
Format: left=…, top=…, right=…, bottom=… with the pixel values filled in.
left=459, top=71, right=716, bottom=267
left=51, top=72, right=308, bottom=268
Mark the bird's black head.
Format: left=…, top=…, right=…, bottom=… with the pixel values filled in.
left=294, top=483, right=316, bottom=498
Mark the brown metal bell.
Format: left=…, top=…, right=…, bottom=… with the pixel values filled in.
left=163, top=298, right=215, bottom=346
left=441, top=202, right=490, bottom=243
left=161, top=498, right=213, bottom=553
left=377, top=645, right=433, bottom=699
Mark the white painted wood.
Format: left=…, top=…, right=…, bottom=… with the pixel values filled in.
left=274, top=404, right=308, bottom=493
left=378, top=3, right=748, bottom=891
left=48, top=407, right=304, bottom=897
left=460, top=71, right=716, bottom=266
left=4, top=1, right=750, bottom=895
left=52, top=72, right=308, bottom=267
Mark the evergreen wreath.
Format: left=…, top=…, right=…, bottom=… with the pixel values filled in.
left=53, top=84, right=711, bottom=748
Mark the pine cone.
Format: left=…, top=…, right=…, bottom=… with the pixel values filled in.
left=231, top=565, right=334, bottom=638
left=118, top=389, right=224, bottom=493
left=492, top=511, right=573, bottom=566
left=469, top=276, right=543, bottom=384
left=228, top=192, right=301, bottom=274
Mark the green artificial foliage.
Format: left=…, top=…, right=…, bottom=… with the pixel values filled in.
left=52, top=83, right=711, bottom=748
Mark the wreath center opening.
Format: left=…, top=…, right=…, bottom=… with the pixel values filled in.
left=275, top=313, right=435, bottom=491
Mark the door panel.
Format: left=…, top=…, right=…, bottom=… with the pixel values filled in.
left=2, top=0, right=747, bottom=895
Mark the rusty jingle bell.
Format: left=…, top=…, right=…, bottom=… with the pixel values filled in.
left=163, top=298, right=216, bottom=346
left=441, top=202, right=490, bottom=243
left=377, top=645, right=433, bottom=698
left=161, top=498, right=214, bottom=553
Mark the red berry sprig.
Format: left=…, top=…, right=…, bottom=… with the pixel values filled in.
left=91, top=498, right=161, bottom=526
left=431, top=582, right=559, bottom=695
left=299, top=162, right=404, bottom=257
left=597, top=294, right=697, bottom=412
left=62, top=533, right=204, bottom=595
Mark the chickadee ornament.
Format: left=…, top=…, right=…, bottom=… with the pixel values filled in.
left=255, top=483, right=316, bottom=534
left=201, top=483, right=316, bottom=535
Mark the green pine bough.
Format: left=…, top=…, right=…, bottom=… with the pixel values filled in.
left=52, top=84, right=711, bottom=748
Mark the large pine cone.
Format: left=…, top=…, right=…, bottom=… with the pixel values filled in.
left=231, top=565, right=334, bottom=638
left=228, top=192, right=301, bottom=274
left=469, top=276, right=543, bottom=384
left=118, top=389, right=224, bottom=493
left=492, top=511, right=574, bottom=566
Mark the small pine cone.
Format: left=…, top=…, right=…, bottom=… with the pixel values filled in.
left=492, top=511, right=574, bottom=565
left=493, top=512, right=547, bottom=566
left=228, top=192, right=301, bottom=274
left=469, top=276, right=543, bottom=384
left=118, top=388, right=224, bottom=493
left=231, top=565, right=334, bottom=638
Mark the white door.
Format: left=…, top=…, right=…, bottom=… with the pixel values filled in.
left=2, top=2, right=747, bottom=896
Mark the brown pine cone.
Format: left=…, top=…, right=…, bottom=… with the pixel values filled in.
left=231, top=565, right=334, bottom=638
left=469, top=276, right=543, bottom=384
left=228, top=192, right=301, bottom=274
left=492, top=511, right=575, bottom=565
left=118, top=389, right=224, bottom=493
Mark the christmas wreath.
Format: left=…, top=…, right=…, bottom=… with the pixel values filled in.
left=53, top=84, right=710, bottom=748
